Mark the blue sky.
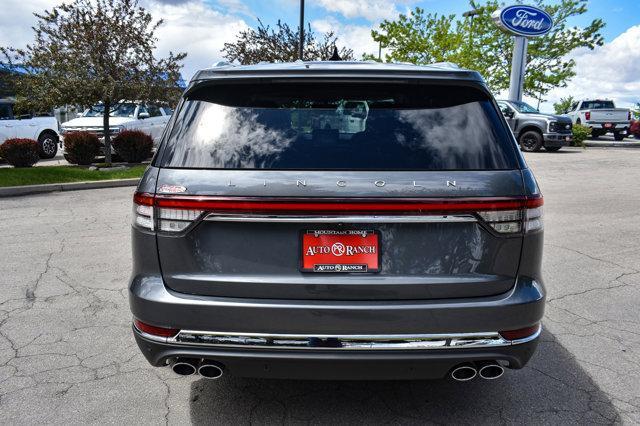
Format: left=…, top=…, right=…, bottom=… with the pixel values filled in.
left=202, top=0, right=640, bottom=109
left=223, top=0, right=640, bottom=43
left=1, top=0, right=639, bottom=109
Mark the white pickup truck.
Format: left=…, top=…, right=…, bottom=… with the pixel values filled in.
left=565, top=99, right=631, bottom=140
left=61, top=102, right=172, bottom=148
left=0, top=99, right=60, bottom=158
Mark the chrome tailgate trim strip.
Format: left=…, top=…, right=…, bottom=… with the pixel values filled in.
left=203, top=214, right=477, bottom=224
left=136, top=327, right=541, bottom=350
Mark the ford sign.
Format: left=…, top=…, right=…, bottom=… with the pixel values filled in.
left=492, top=5, right=553, bottom=37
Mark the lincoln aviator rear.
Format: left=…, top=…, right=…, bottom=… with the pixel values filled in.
left=129, top=61, right=545, bottom=381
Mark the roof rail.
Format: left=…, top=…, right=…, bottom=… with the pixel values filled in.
left=429, top=62, right=461, bottom=69
left=211, top=61, right=233, bottom=68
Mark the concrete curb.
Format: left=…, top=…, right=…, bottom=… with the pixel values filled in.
left=0, top=178, right=140, bottom=197
left=584, top=141, right=640, bottom=148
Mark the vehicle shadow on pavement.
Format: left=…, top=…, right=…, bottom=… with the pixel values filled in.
left=528, top=150, right=583, bottom=155
left=188, top=330, right=619, bottom=424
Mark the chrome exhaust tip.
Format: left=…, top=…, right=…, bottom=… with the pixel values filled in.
left=450, top=363, right=477, bottom=382
left=170, top=358, right=198, bottom=376
left=477, top=361, right=504, bottom=380
left=197, top=361, right=225, bottom=380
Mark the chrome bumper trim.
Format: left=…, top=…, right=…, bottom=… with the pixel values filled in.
left=203, top=214, right=477, bottom=224
left=135, top=327, right=541, bottom=350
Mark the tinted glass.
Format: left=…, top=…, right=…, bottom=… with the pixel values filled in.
left=511, top=101, right=538, bottom=113
left=0, top=103, right=13, bottom=120
left=84, top=103, right=137, bottom=117
left=581, top=101, right=615, bottom=110
left=145, top=105, right=162, bottom=117
left=160, top=83, right=518, bottom=170
left=497, top=102, right=512, bottom=116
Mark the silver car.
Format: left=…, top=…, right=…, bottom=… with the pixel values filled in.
left=129, top=61, right=545, bottom=381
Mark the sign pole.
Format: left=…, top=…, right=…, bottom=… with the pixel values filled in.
left=492, top=5, right=553, bottom=102
left=299, top=0, right=305, bottom=61
left=508, top=36, right=528, bottom=102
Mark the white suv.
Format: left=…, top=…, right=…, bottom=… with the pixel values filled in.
left=0, top=99, right=60, bottom=158
left=61, top=102, right=172, bottom=147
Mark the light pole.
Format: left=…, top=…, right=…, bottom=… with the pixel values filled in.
left=462, top=8, right=482, bottom=46
left=299, top=0, right=305, bottom=61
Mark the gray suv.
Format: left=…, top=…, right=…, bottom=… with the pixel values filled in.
left=129, top=61, right=545, bottom=382
left=497, top=100, right=573, bottom=152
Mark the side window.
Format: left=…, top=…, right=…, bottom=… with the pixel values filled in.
left=570, top=102, right=578, bottom=112
left=146, top=104, right=162, bottom=118
left=497, top=102, right=512, bottom=116
left=162, top=107, right=173, bottom=116
left=0, top=103, right=14, bottom=120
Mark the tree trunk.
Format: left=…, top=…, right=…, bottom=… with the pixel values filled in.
left=103, top=99, right=112, bottom=166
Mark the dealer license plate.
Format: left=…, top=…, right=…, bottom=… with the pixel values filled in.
left=301, top=230, right=380, bottom=273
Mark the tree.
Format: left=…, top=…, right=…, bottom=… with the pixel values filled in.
left=222, top=20, right=354, bottom=65
left=1, top=0, right=186, bottom=165
left=553, top=96, right=575, bottom=114
left=368, top=1, right=605, bottom=100
left=0, top=67, right=17, bottom=99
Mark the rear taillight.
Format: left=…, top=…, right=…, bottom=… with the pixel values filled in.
left=585, top=111, right=591, bottom=120
left=157, top=207, right=203, bottom=232
left=525, top=203, right=544, bottom=233
left=477, top=197, right=542, bottom=234
left=133, top=192, right=202, bottom=232
left=133, top=319, right=179, bottom=338
left=499, top=323, right=541, bottom=340
left=133, top=193, right=543, bottom=235
left=133, top=192, right=154, bottom=231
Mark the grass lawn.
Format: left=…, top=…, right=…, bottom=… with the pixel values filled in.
left=0, top=165, right=146, bottom=187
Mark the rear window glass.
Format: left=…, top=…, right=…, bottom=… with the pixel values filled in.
left=160, top=82, right=518, bottom=170
left=581, top=101, right=615, bottom=110
left=0, top=103, right=13, bottom=120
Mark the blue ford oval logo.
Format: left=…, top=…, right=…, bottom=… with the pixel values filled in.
left=496, top=5, right=553, bottom=37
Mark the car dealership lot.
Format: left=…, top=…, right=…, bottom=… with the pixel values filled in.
left=0, top=147, right=638, bottom=424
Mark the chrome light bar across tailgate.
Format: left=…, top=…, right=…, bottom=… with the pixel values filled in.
left=136, top=329, right=542, bottom=350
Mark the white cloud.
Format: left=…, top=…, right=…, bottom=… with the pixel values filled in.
left=144, top=0, right=248, bottom=81
left=314, top=0, right=413, bottom=22
left=0, top=0, right=247, bottom=84
left=541, top=25, right=640, bottom=112
left=311, top=18, right=380, bottom=59
left=0, top=0, right=58, bottom=50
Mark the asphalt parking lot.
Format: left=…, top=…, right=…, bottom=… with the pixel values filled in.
left=0, top=147, right=639, bottom=424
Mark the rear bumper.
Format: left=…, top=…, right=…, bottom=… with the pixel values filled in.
left=129, top=275, right=545, bottom=378
left=586, top=122, right=629, bottom=131
left=133, top=329, right=540, bottom=380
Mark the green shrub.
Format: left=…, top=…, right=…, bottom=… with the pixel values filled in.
left=63, top=132, right=100, bottom=165
left=112, top=130, right=153, bottom=163
left=0, top=138, right=40, bottom=167
left=572, top=124, right=592, bottom=147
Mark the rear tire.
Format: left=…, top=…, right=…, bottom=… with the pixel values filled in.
left=545, top=146, right=562, bottom=152
left=38, top=131, right=58, bottom=159
left=519, top=130, right=543, bottom=152
left=614, top=132, right=625, bottom=141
